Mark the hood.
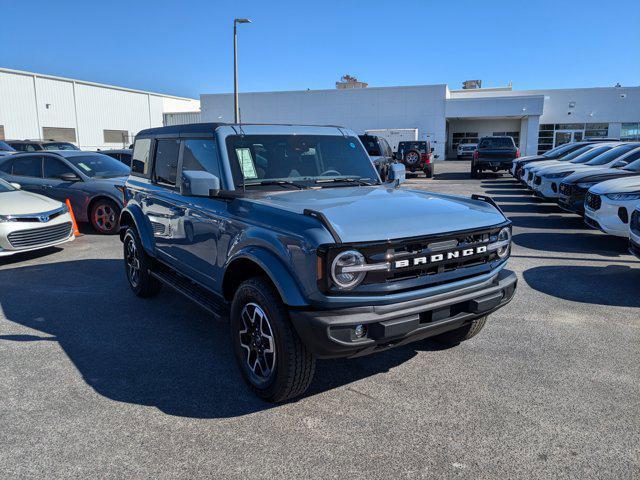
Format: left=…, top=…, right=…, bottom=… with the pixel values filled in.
left=563, top=168, right=636, bottom=185
left=517, top=154, right=544, bottom=163
left=0, top=190, right=63, bottom=216
left=535, top=163, right=595, bottom=176
left=247, top=186, right=506, bottom=243
left=527, top=160, right=563, bottom=171
left=590, top=177, right=640, bottom=195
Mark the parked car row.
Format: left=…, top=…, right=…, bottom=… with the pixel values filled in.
left=510, top=141, right=640, bottom=259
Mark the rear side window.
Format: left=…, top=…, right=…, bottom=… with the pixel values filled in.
left=131, top=138, right=151, bottom=176
left=12, top=156, right=42, bottom=177
left=0, top=159, right=12, bottom=173
left=182, top=139, right=222, bottom=179
left=154, top=139, right=180, bottom=186
left=479, top=137, right=515, bottom=149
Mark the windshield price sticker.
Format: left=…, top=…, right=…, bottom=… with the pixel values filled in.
left=236, top=148, right=258, bottom=179
left=77, top=162, right=92, bottom=172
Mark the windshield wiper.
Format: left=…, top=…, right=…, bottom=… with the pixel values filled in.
left=241, top=180, right=308, bottom=190
left=314, top=177, right=376, bottom=187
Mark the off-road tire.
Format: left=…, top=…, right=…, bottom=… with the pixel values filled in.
left=404, top=150, right=421, bottom=167
left=231, top=277, right=315, bottom=402
left=471, top=163, right=480, bottom=178
left=425, top=165, right=434, bottom=178
left=123, top=228, right=162, bottom=298
left=432, top=315, right=487, bottom=346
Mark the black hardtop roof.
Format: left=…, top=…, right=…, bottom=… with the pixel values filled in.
left=137, top=123, right=228, bottom=137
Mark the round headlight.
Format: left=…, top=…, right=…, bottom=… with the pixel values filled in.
left=496, top=227, right=512, bottom=258
left=331, top=250, right=366, bottom=290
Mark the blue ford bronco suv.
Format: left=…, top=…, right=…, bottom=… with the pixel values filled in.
left=120, top=123, right=517, bottom=402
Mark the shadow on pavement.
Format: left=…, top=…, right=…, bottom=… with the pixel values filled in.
left=523, top=264, right=640, bottom=307
left=0, top=246, right=63, bottom=266
left=513, top=231, right=631, bottom=257
left=0, top=259, right=430, bottom=418
left=509, top=215, right=587, bottom=230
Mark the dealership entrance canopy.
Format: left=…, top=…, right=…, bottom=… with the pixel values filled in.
left=200, top=83, right=640, bottom=160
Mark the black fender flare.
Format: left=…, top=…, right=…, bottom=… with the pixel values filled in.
left=223, top=247, right=308, bottom=307
left=118, top=203, right=156, bottom=257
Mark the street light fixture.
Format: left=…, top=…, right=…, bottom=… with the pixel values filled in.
left=234, top=18, right=252, bottom=123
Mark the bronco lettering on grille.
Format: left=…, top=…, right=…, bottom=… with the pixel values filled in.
left=395, top=245, right=487, bottom=269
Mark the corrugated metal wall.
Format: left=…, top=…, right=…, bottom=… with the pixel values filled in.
left=0, top=69, right=199, bottom=149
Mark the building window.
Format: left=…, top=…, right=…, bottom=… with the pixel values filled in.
left=621, top=123, right=640, bottom=141
left=103, top=129, right=130, bottom=145
left=0, top=125, right=4, bottom=140
left=584, top=123, right=609, bottom=139
left=451, top=132, right=479, bottom=151
left=42, top=127, right=77, bottom=143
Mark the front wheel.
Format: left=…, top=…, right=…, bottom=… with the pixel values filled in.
left=231, top=277, right=315, bottom=402
left=471, top=163, right=480, bottom=179
left=123, top=228, right=162, bottom=298
left=424, top=165, right=434, bottom=178
left=432, top=316, right=487, bottom=346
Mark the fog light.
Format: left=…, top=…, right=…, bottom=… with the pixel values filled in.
left=354, top=324, right=367, bottom=339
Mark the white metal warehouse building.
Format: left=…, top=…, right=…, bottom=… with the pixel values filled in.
left=200, top=83, right=640, bottom=160
left=0, top=67, right=200, bottom=150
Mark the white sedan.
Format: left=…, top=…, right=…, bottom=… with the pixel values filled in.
left=0, top=178, right=75, bottom=256
left=584, top=176, right=640, bottom=237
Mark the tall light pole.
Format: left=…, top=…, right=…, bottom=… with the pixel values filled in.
left=234, top=18, right=252, bottom=123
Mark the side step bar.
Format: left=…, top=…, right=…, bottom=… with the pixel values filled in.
left=150, top=262, right=229, bottom=320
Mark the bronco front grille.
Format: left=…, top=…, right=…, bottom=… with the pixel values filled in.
left=586, top=192, right=601, bottom=211
left=320, top=224, right=509, bottom=294
left=7, top=222, right=72, bottom=248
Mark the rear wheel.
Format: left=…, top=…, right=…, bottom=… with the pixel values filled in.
left=231, top=277, right=315, bottom=402
left=424, top=165, right=434, bottom=178
left=90, top=199, right=120, bottom=234
left=432, top=316, right=487, bottom=346
left=471, top=162, right=480, bottom=178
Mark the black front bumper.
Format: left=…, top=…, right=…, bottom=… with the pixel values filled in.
left=558, top=193, right=585, bottom=215
left=290, top=269, right=517, bottom=359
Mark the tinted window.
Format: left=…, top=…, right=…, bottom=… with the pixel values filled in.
left=400, top=142, right=428, bottom=153
left=561, top=145, right=594, bottom=160
left=131, top=138, right=151, bottom=175
left=154, top=139, right=180, bottom=186
left=570, top=146, right=613, bottom=164
left=622, top=151, right=640, bottom=171
left=0, top=159, right=12, bottom=173
left=43, top=157, right=74, bottom=178
left=479, top=137, right=515, bottom=149
left=182, top=139, right=221, bottom=178
left=358, top=136, right=381, bottom=156
left=65, top=154, right=130, bottom=178
left=43, top=142, right=79, bottom=151
left=12, top=156, right=42, bottom=177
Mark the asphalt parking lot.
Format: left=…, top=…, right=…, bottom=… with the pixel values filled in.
left=1, top=160, right=638, bottom=479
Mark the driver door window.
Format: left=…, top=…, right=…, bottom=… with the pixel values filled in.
left=43, top=157, right=74, bottom=179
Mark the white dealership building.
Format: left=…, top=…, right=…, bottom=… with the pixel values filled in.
left=0, top=67, right=200, bottom=150
left=201, top=83, right=640, bottom=160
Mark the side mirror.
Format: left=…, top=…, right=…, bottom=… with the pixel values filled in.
left=10, top=182, right=21, bottom=190
left=131, top=159, right=145, bottom=174
left=59, top=172, right=81, bottom=182
left=181, top=170, right=220, bottom=196
left=387, top=163, right=406, bottom=186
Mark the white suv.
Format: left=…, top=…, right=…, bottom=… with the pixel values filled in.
left=584, top=176, right=640, bottom=237
left=629, top=206, right=640, bottom=258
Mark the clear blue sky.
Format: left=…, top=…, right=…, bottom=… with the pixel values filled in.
left=1, top=0, right=638, bottom=99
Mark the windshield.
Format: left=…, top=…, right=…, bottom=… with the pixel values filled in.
left=226, top=135, right=379, bottom=188
left=585, top=144, right=640, bottom=166
left=543, top=143, right=580, bottom=158
left=0, top=141, right=15, bottom=152
left=569, top=146, right=612, bottom=163
left=65, top=153, right=130, bottom=178
left=0, top=177, right=16, bottom=192
left=44, top=142, right=79, bottom=151
left=479, top=137, right=514, bottom=149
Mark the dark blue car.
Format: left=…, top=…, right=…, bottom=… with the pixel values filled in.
left=0, top=151, right=130, bottom=234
